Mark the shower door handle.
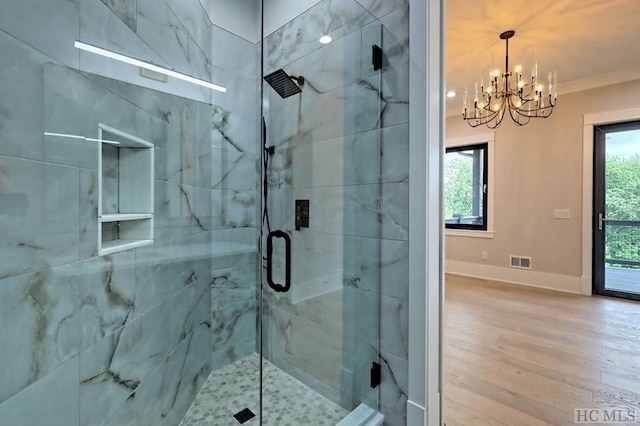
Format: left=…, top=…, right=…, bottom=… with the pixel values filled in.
left=266, top=230, right=291, bottom=293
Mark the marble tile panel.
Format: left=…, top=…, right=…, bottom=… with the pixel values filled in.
left=80, top=0, right=168, bottom=69
left=101, top=144, right=120, bottom=214
left=0, top=357, right=79, bottom=426
left=211, top=25, right=259, bottom=79
left=272, top=27, right=363, bottom=103
left=0, top=0, right=79, bottom=68
left=288, top=231, right=343, bottom=288
left=287, top=313, right=342, bottom=390
left=170, top=278, right=210, bottom=348
left=344, top=130, right=384, bottom=185
left=210, top=228, right=258, bottom=271
left=264, top=186, right=294, bottom=232
left=165, top=0, right=212, bottom=61
left=343, top=236, right=380, bottom=293
left=154, top=181, right=211, bottom=242
left=76, top=0, right=215, bottom=109
left=380, top=6, right=409, bottom=67
left=380, top=294, right=408, bottom=358
left=0, top=253, right=135, bottom=404
left=0, top=156, right=80, bottom=280
left=44, top=64, right=168, bottom=170
left=100, top=0, right=136, bottom=31
left=341, top=335, right=378, bottom=410
left=79, top=329, right=135, bottom=426
left=155, top=134, right=212, bottom=189
left=79, top=168, right=99, bottom=259
left=134, top=232, right=211, bottom=319
left=210, top=339, right=256, bottom=372
left=0, top=31, right=48, bottom=161
left=381, top=181, right=409, bottom=241
left=381, top=123, right=409, bottom=183
left=210, top=88, right=261, bottom=156
left=220, top=188, right=258, bottom=228
left=172, top=231, right=213, bottom=285
left=0, top=271, right=46, bottom=404
left=159, top=373, right=202, bottom=426
left=83, top=71, right=214, bottom=148
left=137, top=0, right=211, bottom=83
left=135, top=326, right=209, bottom=426
left=269, top=79, right=381, bottom=148
left=176, top=322, right=211, bottom=397
left=135, top=344, right=185, bottom=426
left=102, top=393, right=136, bottom=426
left=211, top=261, right=257, bottom=359
left=367, top=62, right=409, bottom=129
left=342, top=286, right=378, bottom=345
left=109, top=302, right=171, bottom=387
left=287, top=128, right=392, bottom=186
left=379, top=349, right=409, bottom=418
left=265, top=0, right=376, bottom=73
left=323, top=184, right=377, bottom=238
left=212, top=148, right=259, bottom=191
left=265, top=286, right=342, bottom=333
left=134, top=240, right=182, bottom=317
left=289, top=135, right=381, bottom=188
left=355, top=0, right=409, bottom=20
left=380, top=239, right=409, bottom=300
left=161, top=363, right=208, bottom=426
left=211, top=263, right=257, bottom=311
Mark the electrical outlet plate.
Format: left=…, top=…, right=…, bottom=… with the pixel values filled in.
left=554, top=209, right=570, bottom=219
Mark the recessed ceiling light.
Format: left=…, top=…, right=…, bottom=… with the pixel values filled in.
left=446, top=91, right=457, bottom=98
left=319, top=35, right=332, bottom=44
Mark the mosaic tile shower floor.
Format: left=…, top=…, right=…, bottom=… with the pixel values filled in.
left=180, top=353, right=349, bottom=426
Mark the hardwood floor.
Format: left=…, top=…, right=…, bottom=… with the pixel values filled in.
left=443, top=274, right=640, bottom=426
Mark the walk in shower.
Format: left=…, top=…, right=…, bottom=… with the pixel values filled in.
left=0, top=0, right=410, bottom=424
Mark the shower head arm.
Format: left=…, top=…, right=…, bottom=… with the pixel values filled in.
left=290, top=75, right=305, bottom=86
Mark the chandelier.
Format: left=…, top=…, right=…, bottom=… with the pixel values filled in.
left=462, top=30, right=557, bottom=128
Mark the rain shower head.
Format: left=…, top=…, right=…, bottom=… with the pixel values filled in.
left=264, top=69, right=304, bottom=99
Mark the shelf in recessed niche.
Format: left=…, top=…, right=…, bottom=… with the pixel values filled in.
left=98, top=123, right=154, bottom=256
left=100, top=213, right=154, bottom=222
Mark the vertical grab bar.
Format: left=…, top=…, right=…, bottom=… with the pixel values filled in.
left=266, top=230, right=291, bottom=292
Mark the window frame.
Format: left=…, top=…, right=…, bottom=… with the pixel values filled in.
left=445, top=133, right=495, bottom=238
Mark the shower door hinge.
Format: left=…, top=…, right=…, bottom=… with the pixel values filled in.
left=372, top=44, right=383, bottom=71
left=370, top=361, right=381, bottom=388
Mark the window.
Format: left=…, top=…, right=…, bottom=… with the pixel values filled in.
left=445, top=142, right=488, bottom=231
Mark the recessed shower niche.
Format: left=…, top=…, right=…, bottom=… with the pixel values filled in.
left=98, top=123, right=154, bottom=255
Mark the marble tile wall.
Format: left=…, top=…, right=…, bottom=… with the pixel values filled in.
left=0, top=0, right=260, bottom=425
left=262, top=0, right=409, bottom=424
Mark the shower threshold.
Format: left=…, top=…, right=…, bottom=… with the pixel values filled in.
left=180, top=353, right=350, bottom=425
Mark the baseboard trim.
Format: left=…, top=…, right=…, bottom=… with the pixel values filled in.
left=445, top=260, right=582, bottom=294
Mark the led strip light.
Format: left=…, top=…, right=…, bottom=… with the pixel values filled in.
left=75, top=41, right=227, bottom=93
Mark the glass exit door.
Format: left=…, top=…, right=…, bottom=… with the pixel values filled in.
left=593, top=121, right=640, bottom=300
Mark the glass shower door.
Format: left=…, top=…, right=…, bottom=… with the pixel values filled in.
left=260, top=0, right=383, bottom=423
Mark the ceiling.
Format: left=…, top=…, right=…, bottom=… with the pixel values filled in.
left=445, top=0, right=640, bottom=116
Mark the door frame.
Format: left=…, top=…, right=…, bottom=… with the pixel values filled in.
left=581, top=106, right=640, bottom=295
